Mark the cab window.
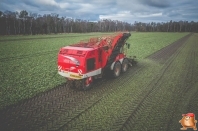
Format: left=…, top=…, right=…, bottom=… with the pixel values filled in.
left=87, top=58, right=95, bottom=71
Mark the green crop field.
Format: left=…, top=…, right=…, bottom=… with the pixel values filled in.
left=0, top=32, right=189, bottom=109
left=1, top=32, right=198, bottom=131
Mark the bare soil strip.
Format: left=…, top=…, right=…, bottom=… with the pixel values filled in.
left=0, top=33, right=195, bottom=131
left=119, top=33, right=198, bottom=131
left=60, top=33, right=192, bottom=131
left=146, top=33, right=191, bottom=62
left=0, top=66, right=142, bottom=131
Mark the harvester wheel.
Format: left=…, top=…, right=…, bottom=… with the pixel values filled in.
left=82, top=76, right=93, bottom=90
left=74, top=77, right=93, bottom=91
left=113, top=61, right=121, bottom=78
left=122, top=59, right=129, bottom=73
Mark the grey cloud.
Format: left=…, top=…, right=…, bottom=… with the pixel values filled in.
left=138, top=0, right=170, bottom=8
left=0, top=0, right=197, bottom=23
left=22, top=0, right=40, bottom=8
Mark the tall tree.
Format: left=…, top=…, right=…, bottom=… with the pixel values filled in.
left=1, top=9, right=198, bottom=35
left=19, top=10, right=28, bottom=34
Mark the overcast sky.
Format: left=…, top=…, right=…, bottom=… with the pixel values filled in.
left=0, top=0, right=198, bottom=23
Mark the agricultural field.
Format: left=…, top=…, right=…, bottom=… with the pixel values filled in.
left=0, top=32, right=198, bottom=131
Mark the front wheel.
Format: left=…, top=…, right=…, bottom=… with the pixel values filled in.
left=72, top=77, right=94, bottom=91
left=113, top=61, right=121, bottom=78
left=122, top=59, right=129, bottom=73
left=82, top=76, right=93, bottom=90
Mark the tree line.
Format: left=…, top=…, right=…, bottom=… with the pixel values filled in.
left=0, top=10, right=198, bottom=35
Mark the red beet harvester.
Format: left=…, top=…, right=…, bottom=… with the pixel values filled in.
left=57, top=32, right=137, bottom=90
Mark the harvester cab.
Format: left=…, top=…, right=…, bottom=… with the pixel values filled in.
left=57, top=32, right=137, bottom=90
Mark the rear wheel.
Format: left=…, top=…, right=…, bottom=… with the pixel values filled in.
left=75, top=77, right=93, bottom=91
left=113, top=61, right=121, bottom=78
left=122, top=59, right=129, bottom=73
left=82, top=76, right=93, bottom=90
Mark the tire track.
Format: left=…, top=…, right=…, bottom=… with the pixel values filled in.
left=165, top=37, right=192, bottom=130
left=118, top=33, right=192, bottom=131
left=54, top=64, right=145, bottom=130
left=166, top=33, right=198, bottom=131
left=108, top=60, right=171, bottom=129
left=56, top=65, right=145, bottom=131
left=0, top=64, right=142, bottom=131
left=147, top=33, right=191, bottom=62
left=57, top=34, right=191, bottom=131
left=0, top=34, right=191, bottom=131
left=119, top=52, right=179, bottom=130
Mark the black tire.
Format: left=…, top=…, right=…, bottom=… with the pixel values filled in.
left=113, top=61, right=121, bottom=78
left=68, top=77, right=93, bottom=91
left=122, top=59, right=129, bottom=73
left=82, top=76, right=94, bottom=90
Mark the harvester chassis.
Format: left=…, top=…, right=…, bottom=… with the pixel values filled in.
left=66, top=57, right=137, bottom=91
left=58, top=32, right=137, bottom=91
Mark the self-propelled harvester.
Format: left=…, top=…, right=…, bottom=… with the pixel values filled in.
left=57, top=32, right=136, bottom=90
